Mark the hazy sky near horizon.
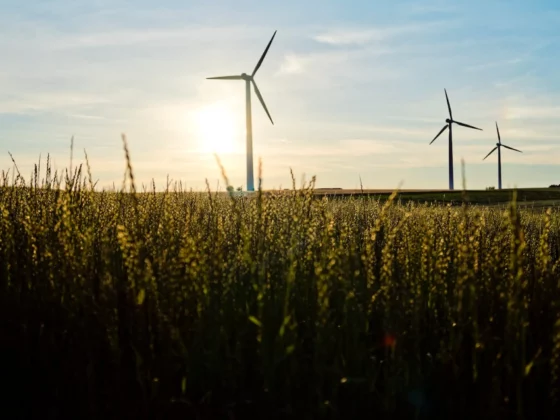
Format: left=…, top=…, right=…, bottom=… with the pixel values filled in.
left=0, top=0, right=559, bottom=190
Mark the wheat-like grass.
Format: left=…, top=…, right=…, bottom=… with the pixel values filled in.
left=0, top=149, right=559, bottom=419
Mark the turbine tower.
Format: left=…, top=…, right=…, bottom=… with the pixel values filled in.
left=483, top=122, right=522, bottom=190
left=430, top=89, right=483, bottom=190
left=207, top=30, right=277, bottom=192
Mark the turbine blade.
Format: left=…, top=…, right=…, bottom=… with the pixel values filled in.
left=252, top=80, right=274, bottom=125
left=495, top=121, right=501, bottom=144
left=207, top=75, right=243, bottom=80
left=430, top=124, right=448, bottom=144
left=453, top=120, right=483, bottom=131
left=252, top=30, right=277, bottom=77
left=502, top=144, right=522, bottom=153
left=444, top=88, right=453, bottom=119
left=483, top=146, right=498, bottom=160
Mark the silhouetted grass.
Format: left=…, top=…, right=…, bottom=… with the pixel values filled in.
left=1, top=143, right=559, bottom=419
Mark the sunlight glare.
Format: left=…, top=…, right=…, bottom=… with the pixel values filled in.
left=194, top=103, right=238, bottom=154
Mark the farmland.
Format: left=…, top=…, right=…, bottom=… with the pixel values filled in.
left=311, top=188, right=560, bottom=207
left=1, top=161, right=560, bottom=419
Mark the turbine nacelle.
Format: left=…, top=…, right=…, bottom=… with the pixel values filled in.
left=445, top=118, right=452, bottom=124
left=241, top=73, right=251, bottom=80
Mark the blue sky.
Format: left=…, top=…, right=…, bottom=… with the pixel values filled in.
left=0, top=0, right=559, bottom=190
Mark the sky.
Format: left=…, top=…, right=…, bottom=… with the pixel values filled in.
left=0, top=0, right=559, bottom=191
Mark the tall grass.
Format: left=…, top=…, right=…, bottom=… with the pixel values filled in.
left=1, top=145, right=559, bottom=419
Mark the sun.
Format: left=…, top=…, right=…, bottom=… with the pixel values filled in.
left=194, top=103, right=238, bottom=154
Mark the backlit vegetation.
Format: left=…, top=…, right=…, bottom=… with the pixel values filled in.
left=1, top=142, right=559, bottom=419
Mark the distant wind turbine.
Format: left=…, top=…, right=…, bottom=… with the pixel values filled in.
left=483, top=122, right=522, bottom=190
left=207, top=30, right=277, bottom=192
left=429, top=89, right=483, bottom=190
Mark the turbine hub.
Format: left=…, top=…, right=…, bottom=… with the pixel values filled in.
left=445, top=118, right=451, bottom=124
left=497, top=143, right=500, bottom=147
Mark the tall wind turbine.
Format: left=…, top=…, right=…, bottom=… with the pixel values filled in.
left=429, top=89, right=483, bottom=190
left=483, top=122, right=522, bottom=190
left=207, top=30, right=277, bottom=192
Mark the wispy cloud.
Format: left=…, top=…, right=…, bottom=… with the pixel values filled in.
left=51, top=28, right=197, bottom=49
left=66, top=113, right=111, bottom=121
left=264, top=138, right=398, bottom=157
left=505, top=106, right=560, bottom=120
left=47, top=25, right=262, bottom=50
left=0, top=92, right=113, bottom=114
left=465, top=58, right=524, bottom=72
left=501, top=127, right=560, bottom=140
left=312, top=20, right=453, bottom=46
left=277, top=53, right=305, bottom=75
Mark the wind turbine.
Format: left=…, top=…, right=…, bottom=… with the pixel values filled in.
left=483, top=122, right=522, bottom=190
left=207, top=30, right=277, bottom=192
left=429, top=89, right=483, bottom=190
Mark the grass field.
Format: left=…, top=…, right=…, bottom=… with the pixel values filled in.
left=225, top=188, right=560, bottom=210
left=311, top=188, right=560, bottom=207
left=1, top=153, right=560, bottom=419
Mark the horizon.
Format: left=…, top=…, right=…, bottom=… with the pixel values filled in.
left=0, top=0, right=559, bottom=191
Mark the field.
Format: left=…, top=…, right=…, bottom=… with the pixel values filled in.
left=1, top=156, right=560, bottom=419
left=311, top=188, right=560, bottom=208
